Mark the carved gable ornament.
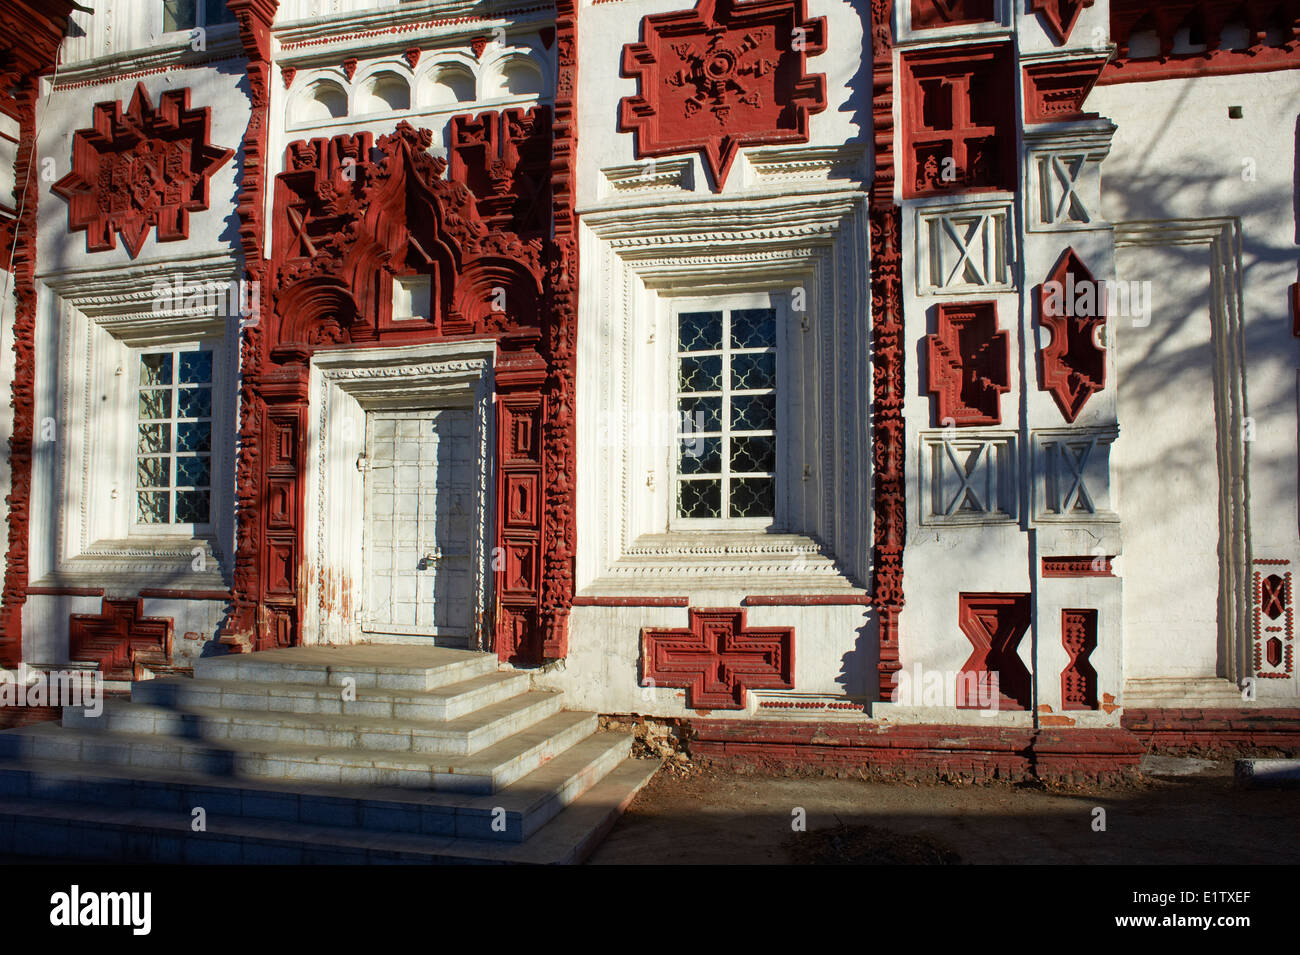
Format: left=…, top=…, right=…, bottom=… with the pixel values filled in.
left=52, top=82, right=233, bottom=258
left=619, top=0, right=827, bottom=189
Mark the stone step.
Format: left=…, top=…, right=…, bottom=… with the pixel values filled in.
left=131, top=670, right=532, bottom=722
left=66, top=687, right=563, bottom=756
left=0, top=709, right=597, bottom=794
left=192, top=645, right=499, bottom=692
left=0, top=730, right=635, bottom=843
left=0, top=756, right=662, bottom=864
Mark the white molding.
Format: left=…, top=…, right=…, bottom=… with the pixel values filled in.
left=576, top=191, right=871, bottom=592
left=1114, top=217, right=1251, bottom=683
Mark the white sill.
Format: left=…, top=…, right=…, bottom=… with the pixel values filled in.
left=583, top=530, right=866, bottom=595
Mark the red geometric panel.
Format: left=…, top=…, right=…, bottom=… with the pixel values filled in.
left=51, top=82, right=233, bottom=258
left=642, top=608, right=794, bottom=709
left=449, top=108, right=552, bottom=238
left=69, top=598, right=173, bottom=682
left=1023, top=57, right=1106, bottom=124
left=1030, top=0, right=1095, bottom=43
left=1061, top=608, right=1099, bottom=710
left=926, top=301, right=1010, bottom=426
left=504, top=473, right=538, bottom=526
left=911, top=0, right=996, bottom=30
left=1252, top=561, right=1294, bottom=678
left=958, top=593, right=1031, bottom=710
left=619, top=0, right=827, bottom=189
left=900, top=44, right=1014, bottom=198
left=1038, top=247, right=1106, bottom=422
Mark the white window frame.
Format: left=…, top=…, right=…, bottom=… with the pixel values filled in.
left=158, top=0, right=237, bottom=38
left=668, top=294, right=786, bottom=532
left=129, top=340, right=218, bottom=539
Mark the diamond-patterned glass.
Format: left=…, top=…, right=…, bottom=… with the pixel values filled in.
left=176, top=455, right=210, bottom=487
left=176, top=490, right=210, bottom=523
left=731, top=394, right=775, bottom=432
left=178, top=350, right=213, bottom=385
left=678, top=479, right=721, bottom=518
left=678, top=396, right=721, bottom=433
left=137, top=491, right=170, bottom=524
left=678, top=355, right=722, bottom=393
left=138, top=423, right=170, bottom=454
left=177, top=422, right=211, bottom=453
left=139, top=353, right=172, bottom=386
left=731, top=435, right=775, bottom=473
left=178, top=386, right=212, bottom=419
left=731, top=352, right=775, bottom=391
left=679, top=437, right=722, bottom=475
left=678, top=311, right=723, bottom=352
left=137, top=457, right=169, bottom=488
left=138, top=390, right=171, bottom=420
left=730, top=308, right=776, bottom=349
left=729, top=478, right=774, bottom=518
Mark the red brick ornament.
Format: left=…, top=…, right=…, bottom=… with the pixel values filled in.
left=926, top=301, right=1010, bottom=426
left=1038, top=247, right=1106, bottom=422
left=51, top=82, right=233, bottom=258
left=642, top=608, right=794, bottom=709
left=69, top=598, right=173, bottom=682
left=1030, top=0, right=1094, bottom=43
left=619, top=0, right=827, bottom=189
left=958, top=593, right=1031, bottom=710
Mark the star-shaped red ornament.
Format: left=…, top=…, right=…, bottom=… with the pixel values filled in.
left=619, top=0, right=826, bottom=190
left=52, top=82, right=233, bottom=258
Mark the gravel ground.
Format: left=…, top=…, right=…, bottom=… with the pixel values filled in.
left=587, top=759, right=1300, bottom=864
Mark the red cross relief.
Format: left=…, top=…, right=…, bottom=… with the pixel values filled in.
left=641, top=608, right=794, bottom=709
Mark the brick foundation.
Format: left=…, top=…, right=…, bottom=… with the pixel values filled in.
left=1122, top=707, right=1300, bottom=758
left=687, top=718, right=1144, bottom=784
left=0, top=705, right=61, bottom=729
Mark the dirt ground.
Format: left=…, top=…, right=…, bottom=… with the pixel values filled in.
left=587, top=759, right=1300, bottom=864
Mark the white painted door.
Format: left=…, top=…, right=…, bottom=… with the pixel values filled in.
left=362, top=409, right=475, bottom=641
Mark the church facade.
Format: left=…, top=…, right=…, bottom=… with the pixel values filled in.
left=1, top=0, right=1297, bottom=775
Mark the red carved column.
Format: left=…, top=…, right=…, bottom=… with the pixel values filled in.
left=0, top=81, right=38, bottom=667
left=536, top=0, right=580, bottom=661
left=870, top=0, right=905, bottom=699
left=0, top=0, right=80, bottom=665
left=223, top=0, right=279, bottom=651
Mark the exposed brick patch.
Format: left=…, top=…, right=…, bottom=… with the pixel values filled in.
left=1122, top=707, right=1300, bottom=758
left=0, top=705, right=61, bottom=729
left=687, top=718, right=1143, bottom=784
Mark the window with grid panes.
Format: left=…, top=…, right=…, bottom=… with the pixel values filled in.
left=675, top=307, right=777, bottom=521
left=162, top=0, right=236, bottom=33
left=135, top=348, right=213, bottom=527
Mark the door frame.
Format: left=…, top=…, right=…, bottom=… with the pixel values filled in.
left=302, top=340, right=497, bottom=647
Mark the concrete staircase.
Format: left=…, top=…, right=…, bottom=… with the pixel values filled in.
left=0, top=645, right=659, bottom=863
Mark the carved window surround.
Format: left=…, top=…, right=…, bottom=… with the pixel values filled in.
left=577, top=191, right=871, bottom=593
left=302, top=341, right=496, bottom=646
left=32, top=254, right=240, bottom=595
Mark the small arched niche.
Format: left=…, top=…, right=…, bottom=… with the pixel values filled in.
left=292, top=79, right=348, bottom=124
left=358, top=71, right=411, bottom=114
left=428, top=64, right=476, bottom=106
left=501, top=57, right=544, bottom=96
